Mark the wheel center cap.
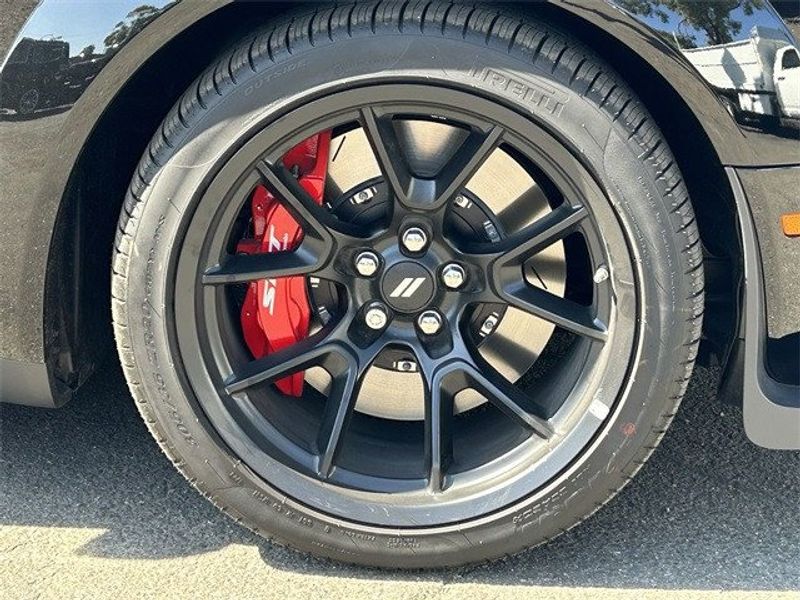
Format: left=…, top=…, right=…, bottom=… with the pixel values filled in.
left=381, top=262, right=435, bottom=313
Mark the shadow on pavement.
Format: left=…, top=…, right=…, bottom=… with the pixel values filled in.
left=1, top=362, right=798, bottom=591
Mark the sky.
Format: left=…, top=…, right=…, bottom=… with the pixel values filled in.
left=21, top=0, right=170, bottom=56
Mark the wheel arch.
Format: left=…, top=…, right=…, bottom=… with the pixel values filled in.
left=42, top=1, right=296, bottom=402
left=522, top=2, right=743, bottom=377
left=45, top=0, right=741, bottom=405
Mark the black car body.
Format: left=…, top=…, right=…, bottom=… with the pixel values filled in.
left=0, top=0, right=798, bottom=568
left=3, top=0, right=795, bottom=443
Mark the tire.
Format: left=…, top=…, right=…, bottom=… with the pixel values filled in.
left=112, top=2, right=703, bottom=568
left=17, top=88, right=39, bottom=115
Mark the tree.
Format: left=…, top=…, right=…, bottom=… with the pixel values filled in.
left=618, top=0, right=764, bottom=47
left=79, top=44, right=95, bottom=58
left=103, top=4, right=161, bottom=50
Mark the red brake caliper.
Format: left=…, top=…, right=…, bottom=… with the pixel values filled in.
left=237, top=131, right=332, bottom=396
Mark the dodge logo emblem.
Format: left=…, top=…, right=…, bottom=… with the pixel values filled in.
left=388, top=277, right=428, bottom=298
left=381, top=262, right=435, bottom=312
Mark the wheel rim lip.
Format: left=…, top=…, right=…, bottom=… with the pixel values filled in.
left=170, top=83, right=640, bottom=526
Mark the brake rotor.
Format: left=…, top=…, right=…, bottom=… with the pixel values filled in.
left=305, top=120, right=566, bottom=420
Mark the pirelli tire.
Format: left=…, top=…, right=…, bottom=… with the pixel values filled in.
left=111, top=2, right=704, bottom=568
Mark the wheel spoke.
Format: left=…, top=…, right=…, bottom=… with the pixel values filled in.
left=456, top=359, right=553, bottom=439
left=433, top=125, right=503, bottom=207
left=361, top=108, right=502, bottom=210
left=472, top=200, right=605, bottom=340
left=202, top=241, right=323, bottom=285
left=315, top=354, right=360, bottom=478
left=503, top=281, right=608, bottom=341
left=359, top=107, right=414, bottom=205
left=497, top=203, right=587, bottom=266
left=256, top=160, right=334, bottom=240
left=224, top=333, right=340, bottom=395
left=424, top=372, right=455, bottom=492
left=257, top=159, right=366, bottom=243
left=468, top=202, right=587, bottom=265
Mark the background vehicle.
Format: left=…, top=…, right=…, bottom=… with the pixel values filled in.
left=0, top=37, right=69, bottom=114
left=774, top=44, right=800, bottom=116
left=681, top=24, right=800, bottom=119
left=1, top=1, right=798, bottom=568
left=0, top=37, right=108, bottom=117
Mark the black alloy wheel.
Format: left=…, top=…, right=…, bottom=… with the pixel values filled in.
left=174, top=86, right=630, bottom=524
left=113, top=3, right=703, bottom=567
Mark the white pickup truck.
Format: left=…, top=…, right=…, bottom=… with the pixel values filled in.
left=681, top=25, right=800, bottom=119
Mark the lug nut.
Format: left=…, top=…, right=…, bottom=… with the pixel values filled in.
left=393, top=359, right=418, bottom=373
left=441, top=263, right=466, bottom=290
left=354, top=251, right=380, bottom=277
left=454, top=194, right=472, bottom=209
left=417, top=310, right=443, bottom=336
left=480, top=313, right=500, bottom=336
left=401, top=226, right=428, bottom=253
left=364, top=303, right=389, bottom=330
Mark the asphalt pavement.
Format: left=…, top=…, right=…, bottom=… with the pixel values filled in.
left=1, top=362, right=798, bottom=599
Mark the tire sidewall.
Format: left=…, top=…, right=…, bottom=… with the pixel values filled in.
left=122, top=34, right=688, bottom=567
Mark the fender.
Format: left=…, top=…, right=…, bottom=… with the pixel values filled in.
left=562, top=0, right=800, bottom=166
left=0, top=0, right=229, bottom=362
left=0, top=0, right=230, bottom=403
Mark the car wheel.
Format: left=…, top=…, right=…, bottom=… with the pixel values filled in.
left=112, top=2, right=703, bottom=568
left=18, top=88, right=39, bottom=115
